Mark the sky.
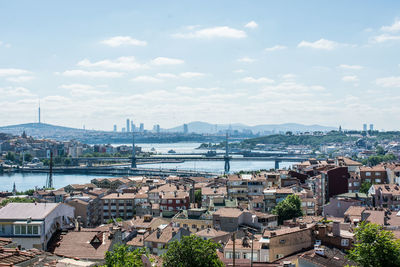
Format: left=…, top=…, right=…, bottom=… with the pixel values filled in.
left=1, top=0, right=400, bottom=131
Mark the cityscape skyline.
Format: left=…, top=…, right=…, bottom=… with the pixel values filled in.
left=1, top=1, right=400, bottom=130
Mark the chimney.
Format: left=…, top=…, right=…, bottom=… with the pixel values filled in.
left=299, top=222, right=307, bottom=229
left=270, top=231, right=277, bottom=237
left=318, top=225, right=327, bottom=237
left=332, top=221, right=340, bottom=237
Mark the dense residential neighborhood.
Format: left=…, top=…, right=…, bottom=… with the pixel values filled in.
left=1, top=150, right=400, bottom=265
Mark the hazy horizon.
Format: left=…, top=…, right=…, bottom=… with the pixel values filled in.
left=1, top=1, right=400, bottom=130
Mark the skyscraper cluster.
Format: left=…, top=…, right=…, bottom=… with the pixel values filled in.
left=363, top=123, right=374, bottom=132
left=113, top=119, right=146, bottom=133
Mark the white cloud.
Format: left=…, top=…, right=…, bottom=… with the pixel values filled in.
left=0, top=86, right=34, bottom=97
left=179, top=72, right=205, bottom=78
left=77, top=57, right=147, bottom=71
left=6, top=76, right=35, bottom=83
left=339, top=64, right=363, bottom=70
left=281, top=74, right=296, bottom=80
left=0, top=41, right=11, bottom=48
left=372, top=34, right=400, bottom=43
left=244, top=21, right=258, bottom=29
left=381, top=19, right=400, bottom=32
left=0, top=68, right=31, bottom=77
left=241, top=76, right=274, bottom=84
left=131, top=76, right=163, bottom=83
left=101, top=36, right=147, bottom=47
left=176, top=86, right=220, bottom=94
left=157, top=73, right=178, bottom=78
left=172, top=26, right=247, bottom=39
left=60, top=70, right=124, bottom=78
left=237, top=57, right=256, bottom=63
left=60, top=84, right=110, bottom=97
left=260, top=82, right=326, bottom=95
left=265, top=45, right=287, bottom=52
left=234, top=69, right=245, bottom=73
left=298, top=38, right=340, bottom=50
left=342, top=75, right=359, bottom=82
left=376, top=76, right=400, bottom=87
left=60, top=84, right=94, bottom=90
left=151, top=57, right=184, bottom=66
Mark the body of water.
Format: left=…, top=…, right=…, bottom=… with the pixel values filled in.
left=0, top=142, right=297, bottom=191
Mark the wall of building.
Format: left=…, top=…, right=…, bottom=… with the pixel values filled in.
left=268, top=228, right=313, bottom=262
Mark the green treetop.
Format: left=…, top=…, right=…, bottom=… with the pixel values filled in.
left=272, top=194, right=303, bottom=225
left=347, top=222, right=400, bottom=267
left=162, top=235, right=223, bottom=267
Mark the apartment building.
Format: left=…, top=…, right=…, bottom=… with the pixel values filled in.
left=171, top=208, right=213, bottom=233
left=159, top=191, right=190, bottom=217
left=369, top=184, right=400, bottom=210
left=0, top=203, right=74, bottom=250
left=101, top=193, right=135, bottom=222
left=359, top=166, right=388, bottom=184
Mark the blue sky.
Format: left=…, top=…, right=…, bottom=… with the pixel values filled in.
left=1, top=0, right=400, bottom=131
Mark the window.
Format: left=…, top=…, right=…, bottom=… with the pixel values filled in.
left=375, top=172, right=381, bottom=176
left=168, top=200, right=172, bottom=204
left=27, top=225, right=32, bottom=235
left=176, top=200, right=180, bottom=204
left=32, top=225, right=39, bottom=235
left=21, top=225, right=26, bottom=235
left=366, top=172, right=371, bottom=176
left=375, top=179, right=381, bottom=183
left=15, top=225, right=21, bottom=235
left=341, top=239, right=349, bottom=246
left=354, top=182, right=360, bottom=187
left=348, top=182, right=352, bottom=187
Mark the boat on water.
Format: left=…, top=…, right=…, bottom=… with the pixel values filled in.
left=168, top=149, right=177, bottom=154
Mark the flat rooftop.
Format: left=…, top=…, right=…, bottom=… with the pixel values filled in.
left=0, top=203, right=60, bottom=220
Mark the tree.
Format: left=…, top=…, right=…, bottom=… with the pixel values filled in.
left=5, top=152, right=15, bottom=162
left=194, top=189, right=202, bottom=206
left=376, top=145, right=385, bottom=156
left=1, top=197, right=34, bottom=206
left=359, top=181, right=372, bottom=194
left=347, top=222, right=400, bottom=267
left=24, top=153, right=33, bottom=162
left=103, top=245, right=149, bottom=267
left=162, top=235, right=223, bottom=267
left=272, top=194, right=303, bottom=224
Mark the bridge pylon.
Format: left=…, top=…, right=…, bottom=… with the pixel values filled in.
left=224, top=132, right=230, bottom=174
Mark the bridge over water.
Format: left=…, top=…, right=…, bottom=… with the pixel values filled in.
left=19, top=165, right=219, bottom=178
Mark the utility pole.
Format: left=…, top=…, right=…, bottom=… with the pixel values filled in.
left=251, top=233, right=254, bottom=267
left=131, top=131, right=137, bottom=168
left=232, top=232, right=236, bottom=267
left=224, top=132, right=230, bottom=174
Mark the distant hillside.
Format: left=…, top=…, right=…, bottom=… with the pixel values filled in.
left=166, top=121, right=337, bottom=134
left=0, top=123, right=88, bottom=138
